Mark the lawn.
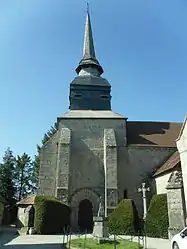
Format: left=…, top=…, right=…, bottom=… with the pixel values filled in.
left=70, top=238, right=142, bottom=249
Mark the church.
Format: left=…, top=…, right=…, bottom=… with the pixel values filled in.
left=37, top=11, right=182, bottom=232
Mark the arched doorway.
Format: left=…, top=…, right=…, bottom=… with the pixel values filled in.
left=78, top=199, right=93, bottom=232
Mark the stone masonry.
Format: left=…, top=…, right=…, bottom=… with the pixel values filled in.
left=166, top=170, right=186, bottom=239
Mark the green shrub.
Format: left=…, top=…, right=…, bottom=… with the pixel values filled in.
left=0, top=203, right=4, bottom=216
left=108, top=199, right=140, bottom=235
left=145, top=194, right=169, bottom=238
left=34, top=196, right=71, bottom=234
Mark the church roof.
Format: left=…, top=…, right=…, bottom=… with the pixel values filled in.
left=71, top=75, right=110, bottom=86
left=16, top=194, right=36, bottom=205
left=153, top=151, right=180, bottom=177
left=127, top=121, right=182, bottom=147
left=61, top=110, right=126, bottom=119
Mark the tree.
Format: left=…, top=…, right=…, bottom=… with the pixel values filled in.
left=15, top=153, right=34, bottom=201
left=0, top=148, right=16, bottom=205
left=31, top=154, right=40, bottom=191
left=41, top=123, right=57, bottom=146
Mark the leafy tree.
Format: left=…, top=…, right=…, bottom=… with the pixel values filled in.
left=0, top=148, right=16, bottom=205
left=15, top=153, right=34, bottom=200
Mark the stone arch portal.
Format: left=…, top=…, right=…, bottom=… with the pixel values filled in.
left=70, top=188, right=100, bottom=232
left=78, top=199, right=93, bottom=232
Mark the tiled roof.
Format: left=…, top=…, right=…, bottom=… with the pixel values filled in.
left=127, top=121, right=182, bottom=147
left=153, top=151, right=180, bottom=177
left=17, top=194, right=36, bottom=205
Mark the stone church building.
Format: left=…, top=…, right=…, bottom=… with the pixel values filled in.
left=37, top=11, right=182, bottom=232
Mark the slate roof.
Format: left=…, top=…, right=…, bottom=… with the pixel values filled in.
left=127, top=121, right=182, bottom=147
left=153, top=151, right=181, bottom=177
left=17, top=194, right=36, bottom=205
left=76, top=11, right=103, bottom=75
left=61, top=110, right=126, bottom=119
left=71, top=76, right=110, bottom=86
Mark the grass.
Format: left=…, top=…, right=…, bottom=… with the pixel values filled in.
left=70, top=238, right=142, bottom=249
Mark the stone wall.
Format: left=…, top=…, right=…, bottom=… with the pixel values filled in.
left=166, top=171, right=186, bottom=239
left=177, top=118, right=187, bottom=214
left=38, top=131, right=59, bottom=196
left=58, top=117, right=127, bottom=200
left=17, top=207, right=25, bottom=227
left=56, top=128, right=71, bottom=205
left=38, top=113, right=175, bottom=222
left=104, top=129, right=118, bottom=215
left=155, top=172, right=172, bottom=194
left=122, top=147, right=175, bottom=217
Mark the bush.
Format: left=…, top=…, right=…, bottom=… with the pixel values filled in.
left=108, top=199, right=140, bottom=235
left=34, top=196, right=71, bottom=234
left=145, top=194, right=169, bottom=238
left=0, top=203, right=4, bottom=216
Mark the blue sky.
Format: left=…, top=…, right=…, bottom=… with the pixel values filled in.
left=0, top=0, right=187, bottom=161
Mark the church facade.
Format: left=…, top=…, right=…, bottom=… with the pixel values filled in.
left=38, top=11, right=182, bottom=231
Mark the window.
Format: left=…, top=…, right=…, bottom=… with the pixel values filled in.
left=183, top=228, right=187, bottom=236
left=74, top=94, right=82, bottom=98
left=100, top=95, right=108, bottom=99
left=123, top=189, right=128, bottom=199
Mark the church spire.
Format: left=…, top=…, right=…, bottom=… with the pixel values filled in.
left=75, top=6, right=103, bottom=75
left=83, top=7, right=96, bottom=60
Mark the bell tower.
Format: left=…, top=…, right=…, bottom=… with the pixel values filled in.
left=69, top=9, right=112, bottom=110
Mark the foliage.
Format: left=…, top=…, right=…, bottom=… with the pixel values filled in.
left=0, top=148, right=16, bottom=205
left=30, top=155, right=40, bottom=191
left=71, top=238, right=142, bottom=249
left=38, top=122, right=58, bottom=149
left=0, top=203, right=4, bottom=216
left=34, top=196, right=70, bottom=234
left=14, top=153, right=34, bottom=201
left=108, top=199, right=140, bottom=235
left=145, top=194, right=169, bottom=239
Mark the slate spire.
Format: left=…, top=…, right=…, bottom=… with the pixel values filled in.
left=75, top=7, right=103, bottom=75
left=83, top=9, right=96, bottom=60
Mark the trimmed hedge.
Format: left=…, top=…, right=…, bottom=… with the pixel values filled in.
left=0, top=203, right=4, bottom=216
left=108, top=199, right=140, bottom=235
left=34, top=196, right=71, bottom=234
left=145, top=194, right=169, bottom=238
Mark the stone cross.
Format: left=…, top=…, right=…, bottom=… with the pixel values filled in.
left=97, top=196, right=104, bottom=217
left=138, top=182, right=150, bottom=220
